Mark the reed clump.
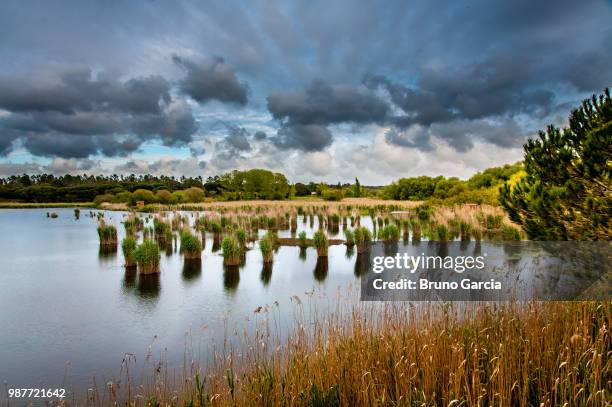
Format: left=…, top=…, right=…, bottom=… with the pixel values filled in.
left=222, top=235, right=242, bottom=266
left=297, top=231, right=308, bottom=248
left=354, top=226, right=372, bottom=253
left=180, top=229, right=202, bottom=259
left=343, top=228, right=355, bottom=246
left=97, top=221, right=118, bottom=245
left=313, top=229, right=328, bottom=257
left=134, top=239, right=160, bottom=274
left=121, top=236, right=137, bottom=267
left=259, top=233, right=274, bottom=263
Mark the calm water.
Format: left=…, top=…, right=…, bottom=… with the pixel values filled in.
left=0, top=208, right=367, bottom=394
left=1, top=209, right=606, bottom=398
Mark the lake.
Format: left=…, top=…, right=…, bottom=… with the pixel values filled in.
left=0, top=208, right=368, bottom=395
left=0, top=208, right=607, bottom=399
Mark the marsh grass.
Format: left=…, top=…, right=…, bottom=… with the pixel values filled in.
left=121, top=236, right=137, bottom=267
left=344, top=228, right=355, bottom=246
left=222, top=235, right=242, bottom=266
left=354, top=226, right=372, bottom=253
left=97, top=300, right=609, bottom=407
left=180, top=229, right=202, bottom=259
left=435, top=223, right=450, bottom=242
left=259, top=233, right=274, bottom=263
left=313, top=229, right=328, bottom=257
left=298, top=231, right=308, bottom=248
left=97, top=221, right=118, bottom=245
left=134, top=240, right=160, bottom=274
left=381, top=224, right=400, bottom=241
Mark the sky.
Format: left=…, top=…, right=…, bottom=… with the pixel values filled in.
left=0, top=0, right=610, bottom=184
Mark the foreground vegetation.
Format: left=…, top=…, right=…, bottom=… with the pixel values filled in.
left=95, top=300, right=609, bottom=406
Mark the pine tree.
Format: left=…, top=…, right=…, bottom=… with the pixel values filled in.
left=500, top=89, right=611, bottom=240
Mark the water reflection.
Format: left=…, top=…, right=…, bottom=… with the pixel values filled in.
left=212, top=237, right=221, bottom=252
left=122, top=266, right=137, bottom=290
left=435, top=242, right=449, bottom=257
left=136, top=273, right=161, bottom=302
left=345, top=245, right=355, bottom=259
left=313, top=257, right=329, bottom=282
left=223, top=265, right=240, bottom=292
left=260, top=262, right=273, bottom=286
left=182, top=259, right=202, bottom=282
left=383, top=241, right=398, bottom=256
left=298, top=247, right=307, bottom=261
left=354, top=252, right=370, bottom=277
left=98, top=244, right=117, bottom=262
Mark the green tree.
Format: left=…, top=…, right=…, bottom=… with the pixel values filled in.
left=500, top=89, right=611, bottom=240
left=353, top=178, right=361, bottom=198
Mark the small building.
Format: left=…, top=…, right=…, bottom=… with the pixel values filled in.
left=136, top=200, right=145, bottom=208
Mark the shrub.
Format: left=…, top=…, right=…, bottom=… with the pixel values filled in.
left=94, top=194, right=114, bottom=205
left=121, top=236, right=137, bottom=267
left=132, top=189, right=156, bottom=204
left=134, top=240, right=160, bottom=274
left=313, top=229, right=328, bottom=257
left=322, top=189, right=344, bottom=201
left=180, top=230, right=202, bottom=259
left=155, top=189, right=176, bottom=204
left=182, top=187, right=205, bottom=203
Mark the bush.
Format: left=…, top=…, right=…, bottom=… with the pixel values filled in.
left=132, top=189, right=156, bottom=204
left=94, top=194, right=114, bottom=205
left=182, top=187, right=205, bottom=203
left=155, top=189, right=176, bottom=204
left=322, top=189, right=344, bottom=201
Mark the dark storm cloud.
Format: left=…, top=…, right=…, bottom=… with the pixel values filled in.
left=223, top=125, right=252, bottom=152
left=363, top=57, right=556, bottom=127
left=0, top=71, right=171, bottom=115
left=267, top=80, right=389, bottom=125
left=273, top=124, right=333, bottom=151
left=267, top=80, right=389, bottom=150
left=253, top=131, right=267, bottom=140
left=0, top=0, right=610, bottom=165
left=0, top=70, right=198, bottom=157
left=173, top=55, right=249, bottom=106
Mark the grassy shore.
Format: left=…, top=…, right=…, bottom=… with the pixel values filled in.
left=0, top=201, right=97, bottom=208
left=96, top=299, right=609, bottom=406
